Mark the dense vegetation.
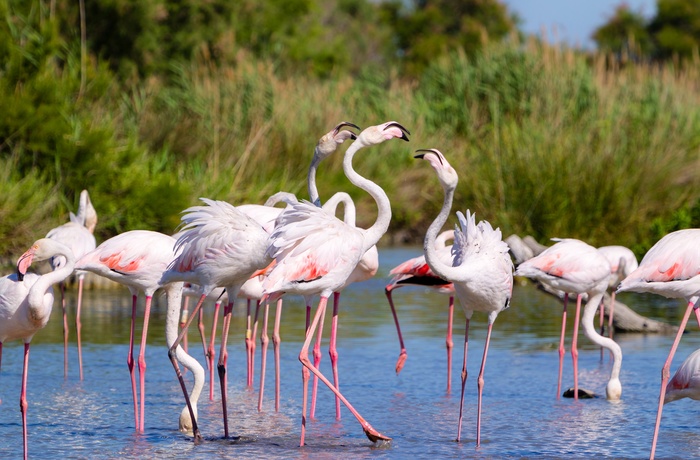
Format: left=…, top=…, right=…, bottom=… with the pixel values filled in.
left=2, top=0, right=700, bottom=261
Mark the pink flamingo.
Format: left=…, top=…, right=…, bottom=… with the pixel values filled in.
left=616, top=228, right=700, bottom=459
left=161, top=198, right=271, bottom=439
left=596, top=245, right=637, bottom=355
left=75, top=230, right=182, bottom=433
left=1, top=238, right=76, bottom=460
left=515, top=238, right=621, bottom=401
left=385, top=229, right=455, bottom=391
left=45, top=189, right=97, bottom=380
left=665, top=347, right=700, bottom=404
left=415, top=149, right=513, bottom=445
left=262, top=121, right=409, bottom=446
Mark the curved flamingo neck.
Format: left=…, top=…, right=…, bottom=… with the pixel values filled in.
left=423, top=185, right=456, bottom=281
left=581, top=290, right=622, bottom=393
left=28, top=249, right=75, bottom=318
left=343, top=138, right=391, bottom=251
left=323, top=192, right=356, bottom=226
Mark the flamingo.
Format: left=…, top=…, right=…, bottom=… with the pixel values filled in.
left=45, top=189, right=97, bottom=380
left=414, top=149, right=513, bottom=445
left=385, top=230, right=455, bottom=391
left=262, top=121, right=410, bottom=446
left=160, top=198, right=272, bottom=439
left=616, top=228, right=700, bottom=459
left=515, top=238, right=621, bottom=401
left=596, top=245, right=638, bottom=355
left=665, top=347, right=700, bottom=404
left=1, top=238, right=76, bottom=460
left=75, top=230, right=182, bottom=433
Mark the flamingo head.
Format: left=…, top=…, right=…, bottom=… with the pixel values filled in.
left=606, top=377, right=622, bottom=401
left=315, top=121, right=361, bottom=160
left=357, top=121, right=410, bottom=146
left=179, top=404, right=198, bottom=436
left=415, top=148, right=458, bottom=192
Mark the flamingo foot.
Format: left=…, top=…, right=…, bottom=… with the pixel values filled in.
left=363, top=425, right=392, bottom=444
left=395, top=350, right=407, bottom=375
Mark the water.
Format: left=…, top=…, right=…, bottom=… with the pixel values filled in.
left=1, top=247, right=699, bottom=459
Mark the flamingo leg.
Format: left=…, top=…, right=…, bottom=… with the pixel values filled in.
left=650, top=299, right=697, bottom=459
left=571, top=294, right=582, bottom=400
left=61, top=282, right=68, bottom=379
left=385, top=286, right=408, bottom=375
left=456, top=317, right=470, bottom=442
left=208, top=300, right=221, bottom=401
left=137, top=295, right=153, bottom=432
left=180, top=296, right=189, bottom=354
left=257, top=301, right=270, bottom=412
left=218, top=300, right=234, bottom=438
left=273, top=299, right=283, bottom=412
left=299, top=296, right=390, bottom=446
left=127, top=293, right=139, bottom=431
left=309, top=299, right=327, bottom=420
left=249, top=300, right=260, bottom=389
left=557, top=293, right=569, bottom=399
left=476, top=322, right=493, bottom=447
left=20, top=342, right=30, bottom=460
left=245, top=299, right=253, bottom=387
left=446, top=296, right=455, bottom=393
left=329, top=291, right=342, bottom=420
left=167, top=293, right=208, bottom=443
left=76, top=276, right=85, bottom=381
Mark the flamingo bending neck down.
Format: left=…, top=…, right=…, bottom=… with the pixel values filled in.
left=1, top=238, right=76, bottom=460
left=415, top=149, right=513, bottom=446
left=46, top=188, right=97, bottom=380
left=616, top=228, right=700, bottom=460
left=75, top=230, right=182, bottom=433
left=262, top=121, right=410, bottom=446
left=515, top=238, right=622, bottom=401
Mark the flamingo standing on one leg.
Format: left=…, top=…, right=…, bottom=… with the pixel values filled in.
left=45, top=189, right=97, bottom=380
left=515, top=238, right=621, bottom=401
left=160, top=198, right=272, bottom=439
left=616, top=228, right=700, bottom=460
left=262, top=121, right=410, bottom=446
left=596, top=245, right=638, bottom=351
left=75, top=230, right=182, bottom=433
left=1, top=238, right=76, bottom=460
left=415, top=149, right=513, bottom=445
left=385, top=230, right=455, bottom=391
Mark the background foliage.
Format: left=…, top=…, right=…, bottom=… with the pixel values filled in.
left=1, top=0, right=700, bottom=261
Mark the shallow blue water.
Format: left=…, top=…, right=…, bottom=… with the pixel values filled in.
left=1, top=247, right=699, bottom=459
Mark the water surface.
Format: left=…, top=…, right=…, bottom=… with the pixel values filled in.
left=0, top=247, right=698, bottom=459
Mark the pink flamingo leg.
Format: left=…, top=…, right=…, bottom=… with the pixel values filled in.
left=309, top=299, right=327, bottom=420
left=329, top=291, right=342, bottom=420
left=456, top=317, right=470, bottom=442
left=650, top=299, right=696, bottom=459
left=137, top=295, right=153, bottom=432
left=273, top=299, right=283, bottom=412
left=446, top=296, right=454, bottom=393
left=249, top=300, right=260, bottom=389
left=20, top=342, right=30, bottom=460
left=167, top=293, right=208, bottom=443
left=76, top=276, right=85, bottom=381
left=218, top=300, right=234, bottom=438
left=385, top=286, right=408, bottom=374
left=61, top=282, right=68, bottom=379
left=571, top=294, right=582, bottom=400
left=557, top=293, right=569, bottom=399
left=299, top=296, right=390, bottom=446
left=208, top=300, right=221, bottom=401
left=257, top=301, right=270, bottom=412
left=127, top=293, right=139, bottom=431
left=245, top=299, right=253, bottom=387
left=476, top=322, right=493, bottom=447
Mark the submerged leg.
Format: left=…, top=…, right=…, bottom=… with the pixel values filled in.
left=127, top=294, right=139, bottom=431
left=208, top=300, right=221, bottom=401
left=329, top=292, right=342, bottom=420
left=20, top=343, right=30, bottom=460
left=218, top=300, right=234, bottom=438
left=309, top=300, right=327, bottom=420
left=571, top=294, right=582, bottom=400
left=257, top=302, right=270, bottom=412
left=76, top=276, right=85, bottom=381
left=446, top=296, right=455, bottom=393
left=456, top=317, right=470, bottom=442
left=273, top=299, right=283, bottom=412
left=476, top=323, right=494, bottom=447
left=137, top=295, right=153, bottom=432
left=557, top=293, right=569, bottom=399
left=385, top=286, right=408, bottom=374
left=61, top=282, right=68, bottom=379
